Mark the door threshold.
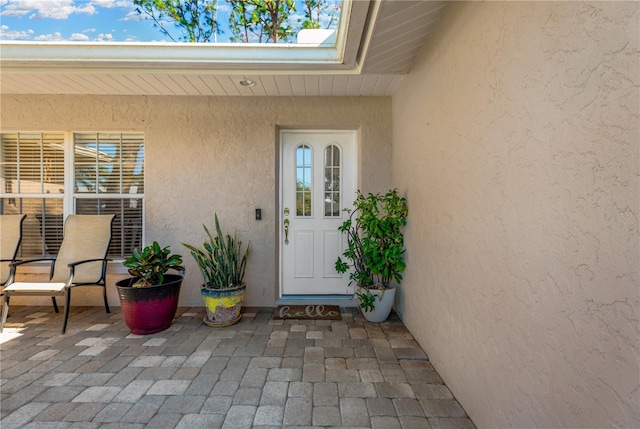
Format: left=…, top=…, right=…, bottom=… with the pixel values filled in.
left=276, top=295, right=358, bottom=307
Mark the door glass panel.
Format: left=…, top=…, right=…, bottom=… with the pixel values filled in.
left=296, top=144, right=312, bottom=217
left=324, top=145, right=341, bottom=217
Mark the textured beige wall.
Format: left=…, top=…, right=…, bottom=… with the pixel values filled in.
left=392, top=2, right=639, bottom=428
left=1, top=95, right=392, bottom=307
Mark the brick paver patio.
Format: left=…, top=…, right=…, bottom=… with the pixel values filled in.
left=0, top=305, right=475, bottom=428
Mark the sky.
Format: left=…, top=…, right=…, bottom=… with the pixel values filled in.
left=0, top=0, right=340, bottom=43
left=0, top=0, right=171, bottom=42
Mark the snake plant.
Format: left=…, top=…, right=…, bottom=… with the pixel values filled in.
left=183, top=214, right=250, bottom=289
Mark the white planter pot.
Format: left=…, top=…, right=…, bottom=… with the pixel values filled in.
left=358, top=285, right=396, bottom=323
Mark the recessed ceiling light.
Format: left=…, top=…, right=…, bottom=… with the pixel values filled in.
left=238, top=78, right=256, bottom=87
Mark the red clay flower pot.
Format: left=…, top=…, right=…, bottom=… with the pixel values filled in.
left=115, top=274, right=183, bottom=335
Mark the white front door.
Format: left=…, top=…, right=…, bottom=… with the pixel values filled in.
left=280, top=130, right=357, bottom=295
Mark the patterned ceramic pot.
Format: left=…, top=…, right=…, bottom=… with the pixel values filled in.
left=201, top=283, right=246, bottom=327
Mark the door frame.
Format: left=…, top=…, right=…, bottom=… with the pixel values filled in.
left=277, top=128, right=359, bottom=299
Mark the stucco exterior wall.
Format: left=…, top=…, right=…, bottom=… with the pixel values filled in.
left=1, top=95, right=392, bottom=308
left=392, top=2, right=639, bottom=428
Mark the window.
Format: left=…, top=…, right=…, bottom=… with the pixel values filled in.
left=296, top=144, right=312, bottom=217
left=0, top=132, right=144, bottom=258
left=324, top=144, right=341, bottom=217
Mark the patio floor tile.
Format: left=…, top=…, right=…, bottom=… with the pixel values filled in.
left=254, top=405, right=285, bottom=424
left=283, top=397, right=312, bottom=425
left=0, top=306, right=475, bottom=428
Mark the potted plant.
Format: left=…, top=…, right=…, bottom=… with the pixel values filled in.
left=183, top=214, right=250, bottom=327
left=336, top=189, right=408, bottom=322
left=115, top=241, right=184, bottom=335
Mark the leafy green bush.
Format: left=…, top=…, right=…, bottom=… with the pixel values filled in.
left=336, top=189, right=408, bottom=289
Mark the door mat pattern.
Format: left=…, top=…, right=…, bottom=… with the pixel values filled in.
left=273, top=305, right=342, bottom=320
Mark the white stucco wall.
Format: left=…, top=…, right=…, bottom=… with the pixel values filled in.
left=1, top=95, right=392, bottom=308
left=392, top=2, right=639, bottom=428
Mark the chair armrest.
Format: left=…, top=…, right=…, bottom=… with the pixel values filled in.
left=5, top=258, right=56, bottom=285
left=10, top=258, right=55, bottom=268
left=68, top=258, right=112, bottom=268
left=67, top=258, right=112, bottom=286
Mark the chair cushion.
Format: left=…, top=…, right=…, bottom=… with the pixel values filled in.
left=3, top=282, right=66, bottom=293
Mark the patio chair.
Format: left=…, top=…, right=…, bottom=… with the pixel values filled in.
left=1, top=214, right=115, bottom=334
left=1, top=214, right=27, bottom=288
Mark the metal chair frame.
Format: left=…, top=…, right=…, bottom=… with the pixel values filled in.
left=1, top=214, right=115, bottom=334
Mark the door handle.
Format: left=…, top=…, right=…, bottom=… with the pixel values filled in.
left=283, top=219, right=290, bottom=245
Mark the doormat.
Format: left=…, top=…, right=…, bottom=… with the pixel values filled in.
left=273, top=305, right=342, bottom=320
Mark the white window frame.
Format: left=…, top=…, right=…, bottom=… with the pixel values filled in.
left=0, top=0, right=381, bottom=80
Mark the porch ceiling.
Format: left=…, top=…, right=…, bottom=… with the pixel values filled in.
left=0, top=1, right=449, bottom=97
